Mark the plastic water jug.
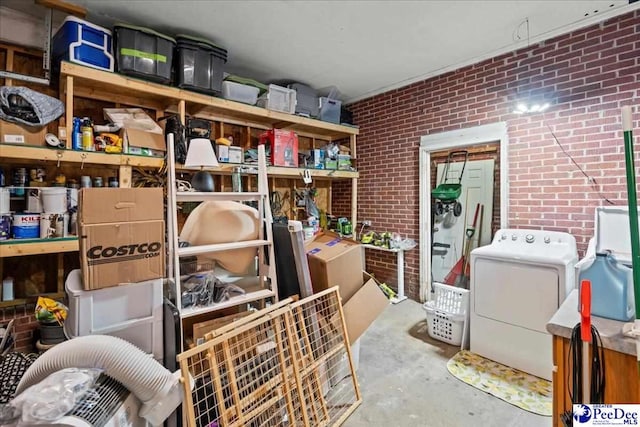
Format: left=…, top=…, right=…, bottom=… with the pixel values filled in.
left=578, top=252, right=634, bottom=321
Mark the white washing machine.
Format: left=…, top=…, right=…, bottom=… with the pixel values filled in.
left=470, top=229, right=578, bottom=380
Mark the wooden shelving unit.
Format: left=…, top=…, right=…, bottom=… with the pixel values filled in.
left=0, top=143, right=165, bottom=168
left=59, top=62, right=359, bottom=140
left=0, top=237, right=79, bottom=257
left=0, top=60, right=360, bottom=311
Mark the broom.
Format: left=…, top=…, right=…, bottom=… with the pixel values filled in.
left=621, top=106, right=640, bottom=374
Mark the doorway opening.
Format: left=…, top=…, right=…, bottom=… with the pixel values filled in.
left=419, top=122, right=509, bottom=301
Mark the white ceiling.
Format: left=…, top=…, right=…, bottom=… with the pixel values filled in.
left=26, top=1, right=640, bottom=102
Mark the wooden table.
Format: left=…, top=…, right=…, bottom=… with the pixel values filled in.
left=546, top=290, right=640, bottom=426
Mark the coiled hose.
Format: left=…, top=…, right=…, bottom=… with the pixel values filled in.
left=560, top=324, right=605, bottom=426
left=15, top=335, right=182, bottom=425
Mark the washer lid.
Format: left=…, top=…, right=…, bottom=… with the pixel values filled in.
left=595, top=207, right=640, bottom=264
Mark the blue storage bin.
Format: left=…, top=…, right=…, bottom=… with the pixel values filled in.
left=52, top=16, right=114, bottom=72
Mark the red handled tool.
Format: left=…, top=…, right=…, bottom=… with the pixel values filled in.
left=580, top=279, right=591, bottom=404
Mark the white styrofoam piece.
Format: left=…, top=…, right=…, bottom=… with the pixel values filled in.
left=595, top=206, right=640, bottom=263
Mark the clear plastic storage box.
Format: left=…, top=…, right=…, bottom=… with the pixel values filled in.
left=257, top=84, right=297, bottom=114
left=65, top=269, right=164, bottom=361
left=222, top=81, right=260, bottom=105
left=319, top=97, right=342, bottom=124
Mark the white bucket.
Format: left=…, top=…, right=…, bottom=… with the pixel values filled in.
left=40, top=212, right=68, bottom=238
left=27, top=189, right=43, bottom=213
left=0, top=188, right=9, bottom=214
left=41, top=188, right=67, bottom=213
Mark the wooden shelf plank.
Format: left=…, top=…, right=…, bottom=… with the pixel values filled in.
left=60, top=62, right=358, bottom=140
left=0, top=238, right=79, bottom=257
left=180, top=289, right=275, bottom=319
left=0, top=144, right=164, bottom=168
left=0, top=292, right=66, bottom=309
left=176, top=191, right=263, bottom=202
left=177, top=239, right=271, bottom=257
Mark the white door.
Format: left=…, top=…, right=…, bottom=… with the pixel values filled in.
left=431, top=158, right=494, bottom=283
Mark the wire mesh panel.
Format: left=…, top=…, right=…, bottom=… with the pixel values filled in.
left=179, top=307, right=308, bottom=427
left=178, top=287, right=360, bottom=427
left=290, top=288, right=362, bottom=426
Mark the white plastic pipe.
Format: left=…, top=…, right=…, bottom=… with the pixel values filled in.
left=16, top=335, right=182, bottom=425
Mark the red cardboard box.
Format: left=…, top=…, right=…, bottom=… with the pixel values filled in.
left=259, top=129, right=298, bottom=167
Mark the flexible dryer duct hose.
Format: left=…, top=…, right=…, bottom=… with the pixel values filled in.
left=15, top=335, right=182, bottom=425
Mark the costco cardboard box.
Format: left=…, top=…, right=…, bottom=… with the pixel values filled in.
left=79, top=188, right=165, bottom=290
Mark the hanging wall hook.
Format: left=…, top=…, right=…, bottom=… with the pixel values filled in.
left=301, top=169, right=312, bottom=185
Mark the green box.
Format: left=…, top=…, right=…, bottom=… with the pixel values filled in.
left=338, top=154, right=351, bottom=170
left=325, top=159, right=338, bottom=170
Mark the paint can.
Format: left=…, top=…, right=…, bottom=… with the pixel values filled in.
left=0, top=188, right=10, bottom=214
left=67, top=187, right=78, bottom=211
left=0, top=214, right=11, bottom=240
left=39, top=213, right=68, bottom=238
left=11, top=213, right=40, bottom=239
left=41, top=188, right=67, bottom=213
left=26, top=189, right=43, bottom=213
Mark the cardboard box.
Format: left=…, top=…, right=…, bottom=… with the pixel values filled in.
left=217, top=145, right=242, bottom=163
left=341, top=273, right=389, bottom=344
left=192, top=311, right=251, bottom=345
left=229, top=146, right=243, bottom=163
left=79, top=188, right=165, bottom=290
left=312, top=148, right=325, bottom=169
left=0, top=120, right=47, bottom=146
left=305, top=231, right=364, bottom=303
left=324, top=159, right=337, bottom=170
left=103, top=108, right=165, bottom=157
left=338, top=154, right=351, bottom=170
left=260, top=129, right=298, bottom=167
left=121, top=128, right=165, bottom=157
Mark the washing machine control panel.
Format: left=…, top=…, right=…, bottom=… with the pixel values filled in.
left=493, top=229, right=575, bottom=251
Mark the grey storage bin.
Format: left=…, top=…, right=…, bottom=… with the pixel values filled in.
left=289, top=83, right=319, bottom=118
left=114, top=23, right=175, bottom=84
left=319, top=97, right=341, bottom=124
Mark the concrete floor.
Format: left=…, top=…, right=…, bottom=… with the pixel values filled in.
left=343, top=300, right=552, bottom=427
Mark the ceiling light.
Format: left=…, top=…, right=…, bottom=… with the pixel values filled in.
left=512, top=102, right=551, bottom=115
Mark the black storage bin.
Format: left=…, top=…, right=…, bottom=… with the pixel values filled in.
left=288, top=83, right=319, bottom=118
left=175, top=35, right=228, bottom=95
left=114, top=23, right=175, bottom=84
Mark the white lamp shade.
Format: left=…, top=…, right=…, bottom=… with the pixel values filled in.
left=184, top=138, right=219, bottom=168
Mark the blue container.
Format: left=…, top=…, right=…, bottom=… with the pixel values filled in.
left=52, top=16, right=114, bottom=72
left=578, top=252, right=635, bottom=321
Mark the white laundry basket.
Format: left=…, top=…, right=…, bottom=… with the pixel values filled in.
left=423, top=282, right=469, bottom=348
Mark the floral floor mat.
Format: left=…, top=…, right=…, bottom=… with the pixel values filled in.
left=446, top=350, right=552, bottom=416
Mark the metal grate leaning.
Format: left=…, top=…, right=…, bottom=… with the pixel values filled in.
left=177, top=287, right=361, bottom=427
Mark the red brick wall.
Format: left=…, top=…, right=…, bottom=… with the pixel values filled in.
left=332, top=10, right=640, bottom=301
left=2, top=305, right=39, bottom=352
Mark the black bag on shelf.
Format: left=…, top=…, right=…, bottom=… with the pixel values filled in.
left=161, top=114, right=187, bottom=164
